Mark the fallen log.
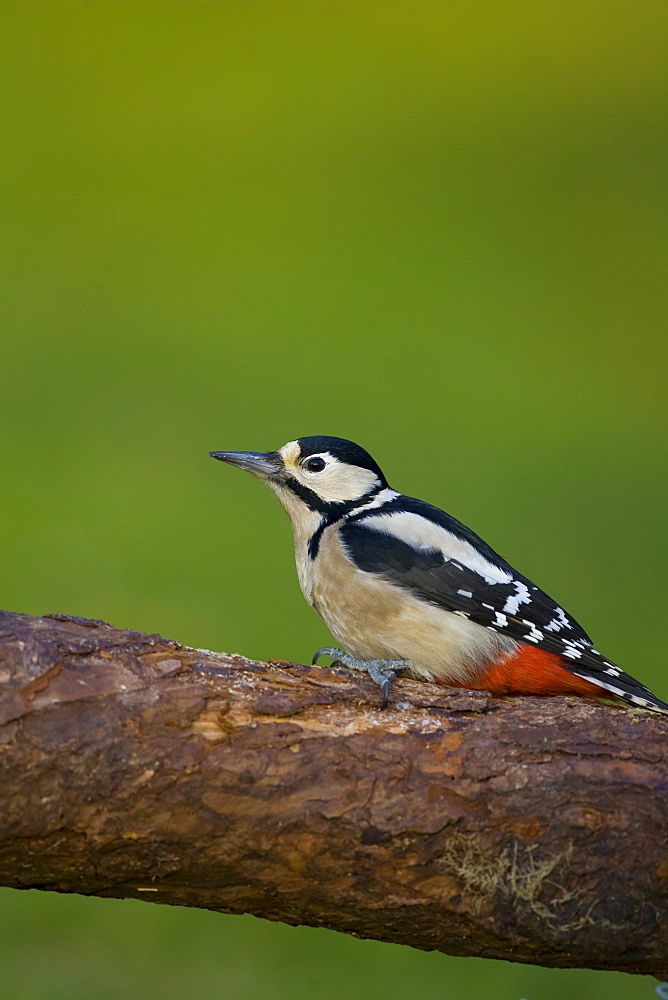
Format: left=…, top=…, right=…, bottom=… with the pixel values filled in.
left=0, top=609, right=666, bottom=977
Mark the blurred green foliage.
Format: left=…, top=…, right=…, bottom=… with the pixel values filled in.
left=0, top=2, right=666, bottom=997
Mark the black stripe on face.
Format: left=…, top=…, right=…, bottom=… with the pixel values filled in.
left=286, top=478, right=386, bottom=559
left=307, top=521, right=329, bottom=560
left=283, top=474, right=385, bottom=518
left=283, top=476, right=339, bottom=516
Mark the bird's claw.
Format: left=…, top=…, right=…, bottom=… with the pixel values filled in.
left=312, top=647, right=342, bottom=666
left=366, top=661, right=397, bottom=709
left=311, top=647, right=406, bottom=708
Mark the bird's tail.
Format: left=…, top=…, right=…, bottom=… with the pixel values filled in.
left=457, top=645, right=668, bottom=715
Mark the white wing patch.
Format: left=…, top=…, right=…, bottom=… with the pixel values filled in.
left=503, top=580, right=532, bottom=615
left=544, top=606, right=572, bottom=633
left=360, top=510, right=513, bottom=586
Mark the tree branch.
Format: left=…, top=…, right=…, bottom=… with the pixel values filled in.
left=0, top=609, right=666, bottom=977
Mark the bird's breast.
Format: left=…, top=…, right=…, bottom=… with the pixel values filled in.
left=307, top=526, right=514, bottom=683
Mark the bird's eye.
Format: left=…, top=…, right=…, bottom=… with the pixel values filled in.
left=304, top=456, right=326, bottom=473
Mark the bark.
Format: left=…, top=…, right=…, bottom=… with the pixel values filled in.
left=0, top=609, right=666, bottom=978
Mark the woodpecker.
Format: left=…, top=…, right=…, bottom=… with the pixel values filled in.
left=210, top=436, right=668, bottom=714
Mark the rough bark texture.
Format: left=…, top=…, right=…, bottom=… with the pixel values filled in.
left=0, top=609, right=666, bottom=977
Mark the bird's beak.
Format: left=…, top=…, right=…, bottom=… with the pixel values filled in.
left=209, top=450, right=284, bottom=480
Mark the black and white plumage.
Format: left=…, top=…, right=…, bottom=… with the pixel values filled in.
left=210, top=435, right=668, bottom=715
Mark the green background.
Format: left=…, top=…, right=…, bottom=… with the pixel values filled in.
left=1, top=2, right=667, bottom=997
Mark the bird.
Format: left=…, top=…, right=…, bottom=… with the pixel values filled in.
left=210, top=435, right=668, bottom=715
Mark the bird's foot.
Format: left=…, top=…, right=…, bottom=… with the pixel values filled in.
left=312, top=647, right=407, bottom=708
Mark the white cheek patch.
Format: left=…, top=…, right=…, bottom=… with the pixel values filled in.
left=295, top=454, right=381, bottom=503
left=279, top=443, right=383, bottom=503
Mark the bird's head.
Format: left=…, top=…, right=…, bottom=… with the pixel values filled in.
left=210, top=436, right=389, bottom=518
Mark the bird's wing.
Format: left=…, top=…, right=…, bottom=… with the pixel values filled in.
left=340, top=505, right=665, bottom=709
left=340, top=516, right=593, bottom=655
